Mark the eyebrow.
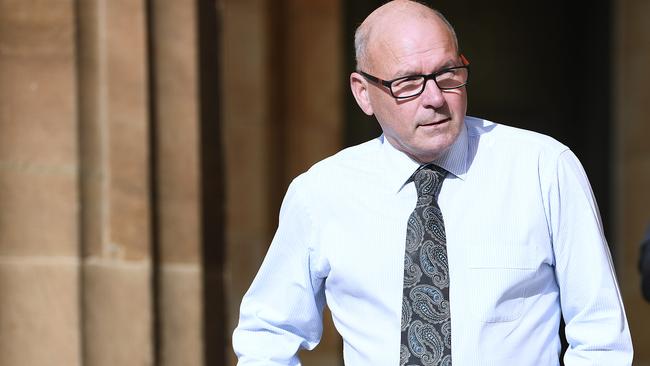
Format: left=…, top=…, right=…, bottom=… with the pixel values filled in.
left=392, top=59, right=458, bottom=79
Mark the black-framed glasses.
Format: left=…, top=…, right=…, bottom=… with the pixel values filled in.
left=358, top=63, right=470, bottom=99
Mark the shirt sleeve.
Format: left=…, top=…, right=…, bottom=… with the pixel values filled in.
left=232, top=176, right=327, bottom=365
left=548, top=149, right=633, bottom=365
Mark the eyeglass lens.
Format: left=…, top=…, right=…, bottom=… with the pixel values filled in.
left=391, top=68, right=468, bottom=98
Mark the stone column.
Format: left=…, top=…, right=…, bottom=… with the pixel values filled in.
left=614, top=0, right=650, bottom=363
left=0, top=0, right=81, bottom=364
left=222, top=0, right=343, bottom=364
left=282, top=0, right=343, bottom=182
left=282, top=1, right=343, bottom=365
left=77, top=0, right=154, bottom=364
left=1, top=0, right=225, bottom=364
left=149, top=0, right=204, bottom=365
left=222, top=2, right=278, bottom=364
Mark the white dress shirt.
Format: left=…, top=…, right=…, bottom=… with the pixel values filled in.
left=233, top=116, right=633, bottom=366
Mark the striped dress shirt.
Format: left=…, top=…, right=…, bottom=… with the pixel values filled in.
left=233, top=116, right=633, bottom=366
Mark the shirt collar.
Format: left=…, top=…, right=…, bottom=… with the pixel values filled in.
left=381, top=121, right=469, bottom=193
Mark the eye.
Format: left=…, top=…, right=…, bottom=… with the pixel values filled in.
left=435, top=67, right=468, bottom=89
left=436, top=69, right=456, bottom=80
left=391, top=76, right=425, bottom=98
left=393, top=75, right=423, bottom=88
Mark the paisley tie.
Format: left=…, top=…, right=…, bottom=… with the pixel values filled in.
left=400, top=164, right=451, bottom=366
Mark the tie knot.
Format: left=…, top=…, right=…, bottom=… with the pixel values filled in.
left=411, top=164, right=447, bottom=198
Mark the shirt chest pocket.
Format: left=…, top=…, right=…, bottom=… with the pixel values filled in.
left=465, top=244, right=538, bottom=323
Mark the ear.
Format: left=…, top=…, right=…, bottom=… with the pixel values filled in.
left=350, top=72, right=374, bottom=116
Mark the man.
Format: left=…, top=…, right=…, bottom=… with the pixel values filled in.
left=233, top=1, right=633, bottom=365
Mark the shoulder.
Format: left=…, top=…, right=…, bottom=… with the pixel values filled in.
left=288, top=137, right=384, bottom=193
left=463, top=116, right=578, bottom=188
left=464, top=116, right=570, bottom=161
left=296, top=137, right=383, bottom=183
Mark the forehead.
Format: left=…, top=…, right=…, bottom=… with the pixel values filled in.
left=368, top=16, right=456, bottom=75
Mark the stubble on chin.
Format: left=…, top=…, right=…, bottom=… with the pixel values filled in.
left=412, top=122, right=460, bottom=162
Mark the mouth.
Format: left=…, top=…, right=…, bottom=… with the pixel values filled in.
left=418, top=117, right=451, bottom=127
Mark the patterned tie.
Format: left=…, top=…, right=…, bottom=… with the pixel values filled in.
left=400, top=164, right=451, bottom=366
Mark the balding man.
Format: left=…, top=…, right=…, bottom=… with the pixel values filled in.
left=232, top=1, right=633, bottom=365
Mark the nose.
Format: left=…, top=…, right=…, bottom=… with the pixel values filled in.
left=420, top=79, right=445, bottom=109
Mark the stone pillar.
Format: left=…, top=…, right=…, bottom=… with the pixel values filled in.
left=282, top=0, right=343, bottom=182
left=221, top=0, right=278, bottom=362
left=614, top=0, right=650, bottom=363
left=282, top=2, right=343, bottom=365
left=149, top=0, right=204, bottom=365
left=0, top=0, right=81, bottom=364
left=77, top=0, right=154, bottom=364
left=1, top=0, right=224, bottom=364
left=222, top=0, right=343, bottom=364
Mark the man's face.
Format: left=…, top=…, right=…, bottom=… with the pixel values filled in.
left=358, top=16, right=467, bottom=163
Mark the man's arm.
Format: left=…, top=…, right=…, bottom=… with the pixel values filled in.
left=233, top=177, right=327, bottom=365
left=549, top=150, right=633, bottom=365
